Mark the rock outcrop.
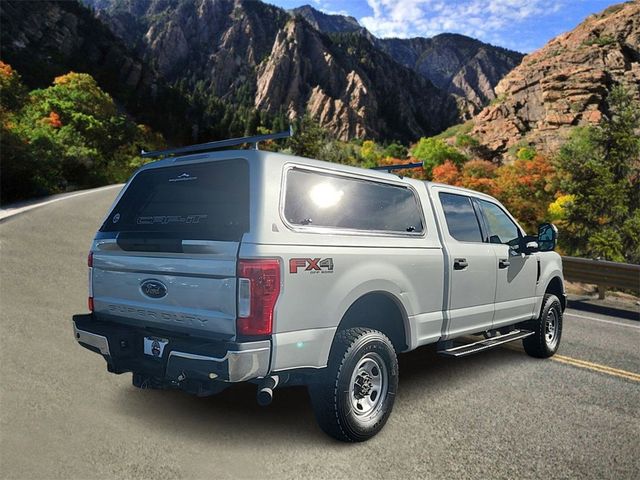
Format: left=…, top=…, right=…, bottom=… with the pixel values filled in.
left=469, top=1, right=640, bottom=159
left=378, top=34, right=523, bottom=116
left=255, top=18, right=457, bottom=141
left=291, top=5, right=362, bottom=34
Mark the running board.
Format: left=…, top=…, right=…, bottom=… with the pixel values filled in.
left=437, top=329, right=534, bottom=357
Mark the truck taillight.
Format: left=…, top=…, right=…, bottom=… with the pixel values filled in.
left=237, top=259, right=281, bottom=336
left=88, top=252, right=94, bottom=312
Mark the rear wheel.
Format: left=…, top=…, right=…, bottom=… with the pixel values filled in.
left=523, top=293, right=563, bottom=358
left=309, top=328, right=398, bottom=442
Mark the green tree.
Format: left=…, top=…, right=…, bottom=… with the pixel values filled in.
left=286, top=114, right=329, bottom=158
left=1, top=66, right=164, bottom=203
left=411, top=137, right=467, bottom=178
left=556, top=86, right=640, bottom=262
left=383, top=142, right=407, bottom=160
left=360, top=140, right=384, bottom=167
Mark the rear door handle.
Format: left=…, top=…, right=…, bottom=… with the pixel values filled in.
left=499, top=258, right=510, bottom=269
left=453, top=258, right=468, bottom=270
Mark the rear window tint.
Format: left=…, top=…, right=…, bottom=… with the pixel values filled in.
left=439, top=192, right=483, bottom=242
left=284, top=168, right=423, bottom=234
left=101, top=159, right=249, bottom=241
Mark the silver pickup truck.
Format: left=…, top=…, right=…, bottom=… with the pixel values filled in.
left=73, top=134, right=565, bottom=442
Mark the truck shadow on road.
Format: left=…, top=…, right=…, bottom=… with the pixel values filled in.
left=112, top=345, right=528, bottom=444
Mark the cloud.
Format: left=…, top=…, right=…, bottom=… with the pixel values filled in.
left=360, top=0, right=568, bottom=50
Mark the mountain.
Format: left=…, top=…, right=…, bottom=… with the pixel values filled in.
left=291, top=5, right=523, bottom=116
left=377, top=35, right=524, bottom=116
left=83, top=0, right=458, bottom=141
left=468, top=1, right=640, bottom=159
left=291, top=5, right=362, bottom=34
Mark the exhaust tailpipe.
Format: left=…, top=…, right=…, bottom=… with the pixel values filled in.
left=257, top=375, right=279, bottom=406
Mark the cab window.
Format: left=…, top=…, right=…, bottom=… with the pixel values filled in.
left=478, top=200, right=520, bottom=246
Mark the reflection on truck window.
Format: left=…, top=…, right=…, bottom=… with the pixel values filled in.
left=284, top=169, right=424, bottom=234
left=478, top=200, right=520, bottom=246
left=439, top=192, right=483, bottom=242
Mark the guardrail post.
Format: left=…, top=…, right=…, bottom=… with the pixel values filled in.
left=597, top=284, right=606, bottom=300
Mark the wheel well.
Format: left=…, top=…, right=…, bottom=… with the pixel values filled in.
left=337, top=292, right=408, bottom=352
left=545, top=276, right=565, bottom=311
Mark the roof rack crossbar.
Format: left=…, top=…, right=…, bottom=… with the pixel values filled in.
left=140, top=125, right=293, bottom=159
left=370, top=162, right=423, bottom=172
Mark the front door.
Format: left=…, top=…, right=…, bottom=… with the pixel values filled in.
left=433, top=189, right=497, bottom=338
left=476, top=199, right=538, bottom=328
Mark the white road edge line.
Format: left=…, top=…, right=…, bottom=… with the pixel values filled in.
left=565, top=312, right=640, bottom=330
left=0, top=184, right=123, bottom=221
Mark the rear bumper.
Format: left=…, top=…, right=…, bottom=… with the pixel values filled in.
left=72, top=314, right=270, bottom=384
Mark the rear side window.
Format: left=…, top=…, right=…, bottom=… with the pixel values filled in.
left=439, top=192, right=483, bottom=242
left=284, top=169, right=423, bottom=234
left=101, top=159, right=249, bottom=241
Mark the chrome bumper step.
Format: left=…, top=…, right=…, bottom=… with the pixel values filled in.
left=437, top=329, right=534, bottom=357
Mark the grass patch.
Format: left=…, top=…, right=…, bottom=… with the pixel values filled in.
left=434, top=120, right=474, bottom=140
left=583, top=36, right=616, bottom=47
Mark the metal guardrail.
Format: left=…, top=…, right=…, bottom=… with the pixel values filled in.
left=562, top=256, right=640, bottom=298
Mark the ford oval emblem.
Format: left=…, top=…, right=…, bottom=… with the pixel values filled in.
left=140, top=279, right=167, bottom=299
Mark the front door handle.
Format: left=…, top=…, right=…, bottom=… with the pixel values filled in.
left=499, top=258, right=510, bottom=269
left=453, top=258, right=468, bottom=270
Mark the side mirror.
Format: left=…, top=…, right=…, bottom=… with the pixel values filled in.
left=537, top=223, right=558, bottom=252
left=520, top=235, right=539, bottom=254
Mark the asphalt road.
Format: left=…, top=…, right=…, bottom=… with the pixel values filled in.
left=1, top=187, right=639, bottom=480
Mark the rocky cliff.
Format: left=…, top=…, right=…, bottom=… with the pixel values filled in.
left=255, top=18, right=457, bottom=140
left=291, top=5, right=362, bottom=34
left=378, top=34, right=524, bottom=116
left=469, top=1, right=640, bottom=159
left=291, top=5, right=523, bottom=116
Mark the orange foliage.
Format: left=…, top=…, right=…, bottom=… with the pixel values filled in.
left=0, top=60, right=14, bottom=78
left=378, top=156, right=426, bottom=179
left=460, top=160, right=499, bottom=195
left=495, top=155, right=556, bottom=231
left=44, top=111, right=62, bottom=128
left=53, top=72, right=79, bottom=85
left=432, top=160, right=461, bottom=185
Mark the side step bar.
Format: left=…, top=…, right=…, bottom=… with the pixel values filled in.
left=438, top=329, right=534, bottom=357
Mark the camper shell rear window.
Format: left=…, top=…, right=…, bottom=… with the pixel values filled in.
left=101, top=159, right=249, bottom=242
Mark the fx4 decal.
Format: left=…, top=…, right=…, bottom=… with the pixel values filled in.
left=289, top=258, right=334, bottom=274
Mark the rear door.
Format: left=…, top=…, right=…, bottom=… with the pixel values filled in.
left=432, top=188, right=497, bottom=337
left=92, top=159, right=249, bottom=338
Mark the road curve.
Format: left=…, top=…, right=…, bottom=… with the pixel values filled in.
left=1, top=187, right=639, bottom=479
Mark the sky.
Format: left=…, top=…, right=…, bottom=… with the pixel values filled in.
left=268, top=0, right=621, bottom=52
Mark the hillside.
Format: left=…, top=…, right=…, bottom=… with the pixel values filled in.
left=378, top=34, right=523, bottom=116
left=0, top=0, right=192, bottom=143
left=468, top=1, right=640, bottom=159
left=292, top=5, right=523, bottom=116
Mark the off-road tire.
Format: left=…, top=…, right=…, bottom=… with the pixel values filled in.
left=309, top=328, right=398, bottom=442
left=523, top=293, right=563, bottom=358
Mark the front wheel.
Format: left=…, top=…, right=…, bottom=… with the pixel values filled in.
left=523, top=293, right=563, bottom=358
left=309, top=328, right=398, bottom=442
